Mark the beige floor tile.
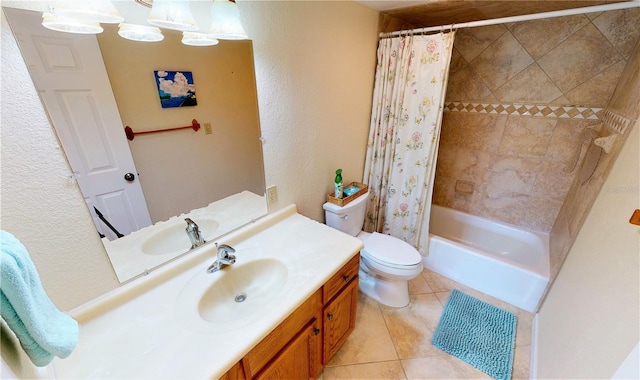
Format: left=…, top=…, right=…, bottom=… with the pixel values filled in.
left=421, top=269, right=473, bottom=293
left=447, top=354, right=495, bottom=379
left=327, top=292, right=399, bottom=366
left=401, top=355, right=492, bottom=379
left=514, top=310, right=533, bottom=347
left=408, top=272, right=434, bottom=295
left=421, top=270, right=456, bottom=292
left=434, top=291, right=451, bottom=306
left=322, top=361, right=407, bottom=380
left=512, top=344, right=531, bottom=379
left=380, top=294, right=444, bottom=359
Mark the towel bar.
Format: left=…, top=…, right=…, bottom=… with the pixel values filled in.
left=124, top=119, right=200, bottom=140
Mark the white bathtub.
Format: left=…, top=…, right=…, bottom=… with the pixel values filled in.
left=424, top=205, right=550, bottom=312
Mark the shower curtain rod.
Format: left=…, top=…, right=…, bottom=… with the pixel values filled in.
left=379, top=1, right=640, bottom=38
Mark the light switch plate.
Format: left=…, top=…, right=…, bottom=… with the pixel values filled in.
left=204, top=122, right=212, bottom=135
left=266, top=185, right=278, bottom=206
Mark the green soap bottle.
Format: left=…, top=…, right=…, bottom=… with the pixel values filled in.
left=334, top=169, right=343, bottom=199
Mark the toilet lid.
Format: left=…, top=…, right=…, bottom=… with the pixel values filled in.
left=361, top=232, right=422, bottom=266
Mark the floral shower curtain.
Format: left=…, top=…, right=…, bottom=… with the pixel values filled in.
left=363, top=31, right=455, bottom=255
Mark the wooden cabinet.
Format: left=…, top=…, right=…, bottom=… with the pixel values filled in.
left=221, top=253, right=360, bottom=380
left=219, top=361, right=246, bottom=380
left=323, top=253, right=360, bottom=303
left=321, top=254, right=359, bottom=364
left=243, top=291, right=322, bottom=378
left=256, top=322, right=318, bottom=380
left=323, top=279, right=357, bottom=363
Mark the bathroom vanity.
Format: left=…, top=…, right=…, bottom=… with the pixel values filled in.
left=222, top=253, right=360, bottom=379
left=52, top=205, right=362, bottom=379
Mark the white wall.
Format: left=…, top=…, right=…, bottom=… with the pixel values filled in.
left=0, top=0, right=378, bottom=308
left=535, top=121, right=639, bottom=378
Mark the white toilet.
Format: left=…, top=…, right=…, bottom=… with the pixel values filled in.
left=323, top=192, right=423, bottom=308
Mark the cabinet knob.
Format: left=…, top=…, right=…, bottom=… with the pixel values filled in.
left=327, top=313, right=333, bottom=320
left=343, top=275, right=350, bottom=282
left=314, top=328, right=320, bottom=336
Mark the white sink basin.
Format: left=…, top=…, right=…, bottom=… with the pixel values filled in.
left=140, top=217, right=219, bottom=256
left=198, top=258, right=287, bottom=323
left=176, top=254, right=289, bottom=330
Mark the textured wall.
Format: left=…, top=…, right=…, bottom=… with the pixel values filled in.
left=239, top=1, right=379, bottom=221
left=433, top=8, right=640, bottom=232
left=550, top=36, right=640, bottom=279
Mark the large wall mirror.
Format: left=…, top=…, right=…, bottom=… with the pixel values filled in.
left=3, top=3, right=267, bottom=282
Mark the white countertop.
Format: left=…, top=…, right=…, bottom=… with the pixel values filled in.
left=53, top=205, right=362, bottom=379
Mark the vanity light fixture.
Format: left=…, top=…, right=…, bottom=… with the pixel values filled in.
left=51, top=0, right=124, bottom=24
left=118, top=23, right=164, bottom=42
left=41, top=0, right=249, bottom=44
left=209, top=0, right=248, bottom=40
left=147, top=0, right=199, bottom=32
left=42, top=12, right=104, bottom=34
left=182, top=32, right=220, bottom=46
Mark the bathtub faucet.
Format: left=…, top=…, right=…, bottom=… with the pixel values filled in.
left=185, top=218, right=205, bottom=249
left=207, top=243, right=236, bottom=273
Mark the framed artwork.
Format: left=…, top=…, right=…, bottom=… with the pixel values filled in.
left=154, top=70, right=197, bottom=108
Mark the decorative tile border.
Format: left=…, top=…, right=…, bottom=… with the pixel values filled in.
left=444, top=102, right=604, bottom=120
left=600, top=109, right=631, bottom=135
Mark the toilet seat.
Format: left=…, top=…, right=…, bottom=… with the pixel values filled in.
left=360, top=232, right=422, bottom=269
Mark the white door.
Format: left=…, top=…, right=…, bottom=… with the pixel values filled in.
left=5, top=7, right=152, bottom=240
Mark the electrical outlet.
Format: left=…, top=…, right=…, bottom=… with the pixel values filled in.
left=266, top=185, right=278, bottom=206
left=204, top=122, right=212, bottom=135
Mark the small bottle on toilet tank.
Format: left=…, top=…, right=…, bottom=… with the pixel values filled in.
left=334, top=169, right=343, bottom=199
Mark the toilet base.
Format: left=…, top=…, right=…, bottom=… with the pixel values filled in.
left=358, top=268, right=411, bottom=308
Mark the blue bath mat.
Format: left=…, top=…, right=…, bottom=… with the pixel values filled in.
left=432, top=289, right=516, bottom=380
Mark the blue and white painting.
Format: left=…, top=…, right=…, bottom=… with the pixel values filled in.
left=154, top=70, right=197, bottom=108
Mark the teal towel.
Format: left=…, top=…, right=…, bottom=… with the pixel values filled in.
left=0, top=231, right=78, bottom=366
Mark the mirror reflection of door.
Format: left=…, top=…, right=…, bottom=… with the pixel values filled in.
left=6, top=7, right=152, bottom=239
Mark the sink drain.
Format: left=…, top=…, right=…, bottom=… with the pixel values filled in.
left=235, top=293, right=247, bottom=303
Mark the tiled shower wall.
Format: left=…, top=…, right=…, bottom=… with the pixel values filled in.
left=433, top=8, right=640, bottom=232
left=550, top=33, right=640, bottom=278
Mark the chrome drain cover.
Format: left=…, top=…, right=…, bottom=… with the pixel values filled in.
left=235, top=293, right=247, bottom=303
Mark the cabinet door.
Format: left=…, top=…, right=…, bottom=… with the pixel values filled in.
left=256, top=321, right=319, bottom=380
left=323, top=279, right=358, bottom=363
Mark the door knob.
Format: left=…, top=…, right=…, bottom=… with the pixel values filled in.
left=124, top=172, right=135, bottom=182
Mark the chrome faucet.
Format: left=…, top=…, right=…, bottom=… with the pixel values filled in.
left=185, top=218, right=205, bottom=249
left=207, top=243, right=236, bottom=273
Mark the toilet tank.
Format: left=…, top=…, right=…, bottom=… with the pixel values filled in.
left=323, top=191, right=370, bottom=237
